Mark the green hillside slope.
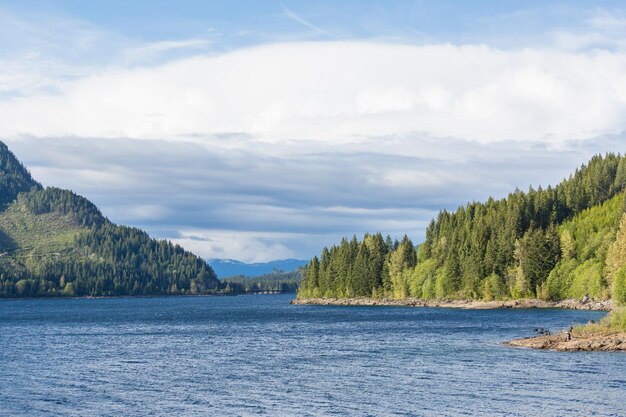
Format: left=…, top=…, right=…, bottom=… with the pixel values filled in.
left=539, top=194, right=622, bottom=301
left=299, top=153, right=626, bottom=304
left=0, top=142, right=219, bottom=297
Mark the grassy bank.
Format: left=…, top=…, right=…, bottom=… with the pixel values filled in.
left=574, top=307, right=626, bottom=335
left=506, top=307, right=626, bottom=351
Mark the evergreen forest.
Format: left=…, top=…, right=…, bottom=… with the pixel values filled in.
left=0, top=141, right=220, bottom=297
left=221, top=269, right=302, bottom=293
left=299, top=153, right=626, bottom=305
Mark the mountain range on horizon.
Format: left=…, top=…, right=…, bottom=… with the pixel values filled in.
left=208, top=258, right=307, bottom=278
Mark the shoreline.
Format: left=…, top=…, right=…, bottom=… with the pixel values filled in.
left=0, top=291, right=296, bottom=301
left=506, top=332, right=626, bottom=351
left=291, top=297, right=613, bottom=311
left=293, top=297, right=625, bottom=352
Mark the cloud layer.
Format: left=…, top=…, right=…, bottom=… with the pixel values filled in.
left=3, top=42, right=626, bottom=143
left=6, top=134, right=623, bottom=262
left=3, top=3, right=626, bottom=262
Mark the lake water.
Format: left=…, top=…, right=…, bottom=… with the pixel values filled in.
left=0, top=294, right=624, bottom=416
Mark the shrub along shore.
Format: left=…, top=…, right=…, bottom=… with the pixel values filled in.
left=507, top=308, right=626, bottom=351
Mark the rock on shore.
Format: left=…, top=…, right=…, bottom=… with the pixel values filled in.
left=291, top=297, right=613, bottom=311
left=506, top=333, right=626, bottom=351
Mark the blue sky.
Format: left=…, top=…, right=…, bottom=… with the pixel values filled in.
left=2, top=1, right=626, bottom=262
left=1, top=1, right=620, bottom=38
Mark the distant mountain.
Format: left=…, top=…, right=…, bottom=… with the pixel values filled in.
left=222, top=269, right=302, bottom=293
left=0, top=141, right=219, bottom=297
left=208, top=258, right=308, bottom=278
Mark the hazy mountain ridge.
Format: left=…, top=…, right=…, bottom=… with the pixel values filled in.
left=208, top=258, right=307, bottom=278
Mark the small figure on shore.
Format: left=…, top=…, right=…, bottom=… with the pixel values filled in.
left=588, top=319, right=595, bottom=325
left=565, top=325, right=573, bottom=341
left=582, top=294, right=590, bottom=304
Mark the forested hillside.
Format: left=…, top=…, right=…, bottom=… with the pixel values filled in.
left=0, top=141, right=219, bottom=297
left=299, top=154, right=626, bottom=304
left=221, top=269, right=302, bottom=293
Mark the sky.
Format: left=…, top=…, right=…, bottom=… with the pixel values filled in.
left=1, top=1, right=626, bottom=262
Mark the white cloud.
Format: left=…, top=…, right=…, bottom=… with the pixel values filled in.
left=5, top=6, right=626, bottom=262
left=111, top=205, right=171, bottom=222
left=368, top=168, right=464, bottom=189
left=31, top=166, right=141, bottom=189
left=9, top=134, right=618, bottom=262
left=2, top=42, right=626, bottom=144
left=171, top=229, right=300, bottom=263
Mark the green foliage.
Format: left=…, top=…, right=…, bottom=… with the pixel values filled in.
left=434, top=265, right=453, bottom=298
left=0, top=208, right=220, bottom=297
left=63, top=281, right=75, bottom=296
left=298, top=153, right=626, bottom=302
left=515, top=226, right=561, bottom=296
left=613, top=266, right=626, bottom=306
left=569, top=259, right=605, bottom=300
left=575, top=308, right=626, bottom=334
left=408, top=258, right=436, bottom=298
left=606, top=213, right=626, bottom=285
left=0, top=199, right=87, bottom=255
left=388, top=235, right=415, bottom=298
left=482, top=273, right=506, bottom=301
left=606, top=308, right=626, bottom=331
left=299, top=233, right=404, bottom=299
left=562, top=193, right=622, bottom=263
left=560, top=229, right=575, bottom=260
left=537, top=194, right=624, bottom=300
left=18, top=187, right=105, bottom=227
left=542, top=258, right=578, bottom=300
left=421, top=277, right=435, bottom=300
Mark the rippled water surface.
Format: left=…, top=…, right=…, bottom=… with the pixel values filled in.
left=1, top=294, right=624, bottom=416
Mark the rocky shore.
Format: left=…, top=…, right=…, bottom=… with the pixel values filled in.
left=291, top=297, right=613, bottom=311
left=292, top=297, right=626, bottom=352
left=506, top=332, right=626, bottom=351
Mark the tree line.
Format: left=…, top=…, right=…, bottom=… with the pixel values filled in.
left=0, top=213, right=220, bottom=298
left=299, top=153, right=626, bottom=304
left=222, top=269, right=302, bottom=293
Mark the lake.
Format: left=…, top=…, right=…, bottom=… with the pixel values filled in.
left=0, top=294, right=624, bottom=416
